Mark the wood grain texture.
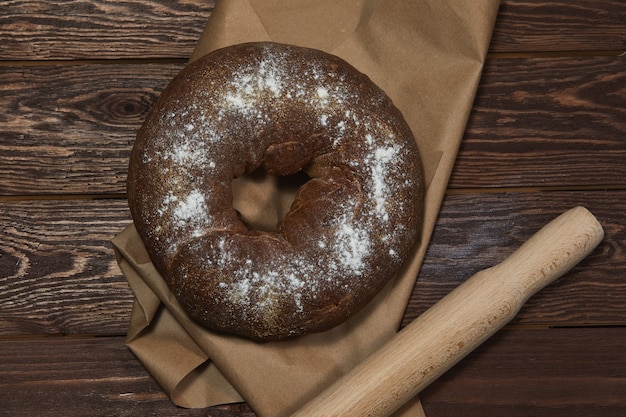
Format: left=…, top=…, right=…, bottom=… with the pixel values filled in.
left=420, top=327, right=626, bottom=417
left=0, top=199, right=133, bottom=335
left=0, top=336, right=256, bottom=417
left=490, top=0, right=626, bottom=54
left=0, top=62, right=183, bottom=195
left=0, top=1, right=624, bottom=415
left=1, top=191, right=623, bottom=337
left=403, top=190, right=626, bottom=328
left=450, top=55, right=626, bottom=189
left=0, top=0, right=215, bottom=60
left=1, top=328, right=623, bottom=417
left=1, top=56, right=624, bottom=196
left=0, top=1, right=624, bottom=61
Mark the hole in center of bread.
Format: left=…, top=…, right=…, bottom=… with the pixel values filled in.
left=232, top=166, right=311, bottom=233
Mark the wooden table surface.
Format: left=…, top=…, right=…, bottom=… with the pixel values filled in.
left=1, top=1, right=625, bottom=416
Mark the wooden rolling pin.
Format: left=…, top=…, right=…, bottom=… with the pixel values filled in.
left=292, top=206, right=604, bottom=417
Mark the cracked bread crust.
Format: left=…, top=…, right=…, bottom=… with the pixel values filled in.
left=127, top=42, right=423, bottom=340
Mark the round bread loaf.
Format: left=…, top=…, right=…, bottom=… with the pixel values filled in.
left=127, top=42, right=423, bottom=340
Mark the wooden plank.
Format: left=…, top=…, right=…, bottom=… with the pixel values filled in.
left=1, top=191, right=623, bottom=336
left=1, top=328, right=624, bottom=416
left=1, top=56, right=624, bottom=196
left=0, top=0, right=214, bottom=60
left=403, top=190, right=626, bottom=327
left=0, top=336, right=255, bottom=417
left=0, top=1, right=623, bottom=61
left=490, top=0, right=626, bottom=54
left=0, top=62, right=184, bottom=195
left=421, top=327, right=626, bottom=417
left=0, top=199, right=134, bottom=335
left=449, top=55, right=626, bottom=189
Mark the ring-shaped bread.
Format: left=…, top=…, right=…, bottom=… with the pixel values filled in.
left=127, top=42, right=423, bottom=340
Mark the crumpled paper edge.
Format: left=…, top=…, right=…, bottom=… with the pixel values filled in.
left=113, top=0, right=501, bottom=415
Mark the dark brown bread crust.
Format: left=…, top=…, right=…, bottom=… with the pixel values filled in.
left=127, top=42, right=423, bottom=340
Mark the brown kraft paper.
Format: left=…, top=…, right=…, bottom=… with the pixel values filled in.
left=112, top=0, right=501, bottom=416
